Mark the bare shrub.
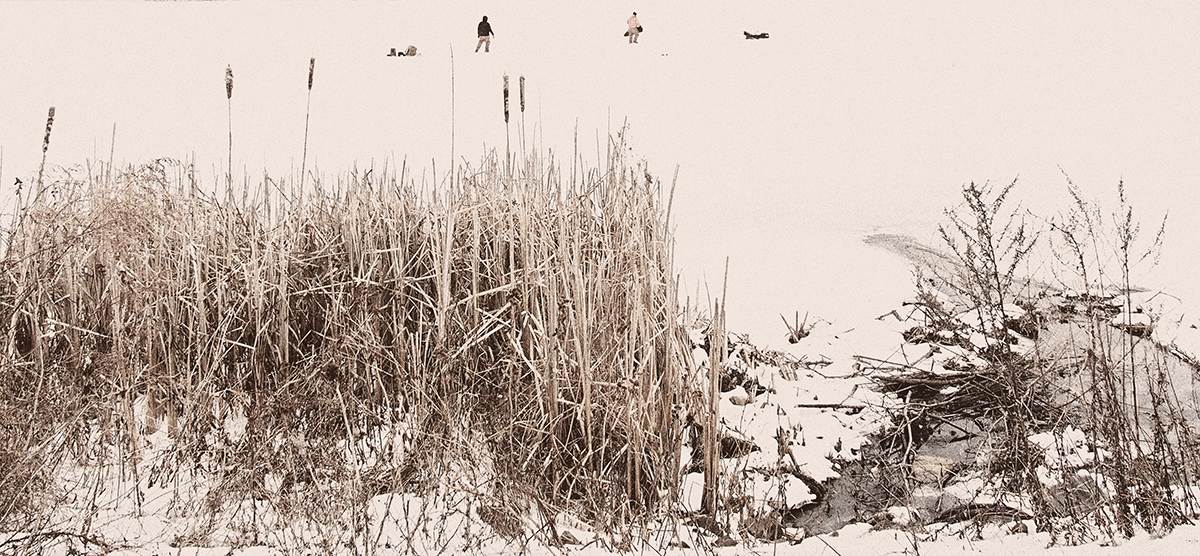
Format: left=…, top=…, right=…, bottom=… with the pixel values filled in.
left=924, top=180, right=1053, bottom=526
left=1043, top=176, right=1190, bottom=538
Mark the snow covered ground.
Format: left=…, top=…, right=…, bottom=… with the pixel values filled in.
left=3, top=1, right=1200, bottom=554
left=17, top=307, right=1200, bottom=554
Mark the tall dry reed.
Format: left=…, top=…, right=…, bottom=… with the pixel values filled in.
left=35, top=106, right=54, bottom=196
left=225, top=65, right=233, bottom=192
left=0, top=135, right=696, bottom=539
left=300, top=57, right=315, bottom=194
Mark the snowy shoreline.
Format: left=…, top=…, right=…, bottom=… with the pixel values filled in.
left=4, top=1, right=1200, bottom=554
left=13, top=238, right=1200, bottom=555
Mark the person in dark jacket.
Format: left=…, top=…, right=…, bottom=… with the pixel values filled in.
left=475, top=16, right=494, bottom=53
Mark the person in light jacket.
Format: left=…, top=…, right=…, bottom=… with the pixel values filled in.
left=476, top=15, right=494, bottom=53
left=627, top=12, right=640, bottom=44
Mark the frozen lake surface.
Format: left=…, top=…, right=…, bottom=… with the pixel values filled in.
left=2, top=0, right=1197, bottom=346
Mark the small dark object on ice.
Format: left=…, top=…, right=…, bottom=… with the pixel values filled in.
left=387, top=46, right=418, bottom=57
left=745, top=31, right=770, bottom=39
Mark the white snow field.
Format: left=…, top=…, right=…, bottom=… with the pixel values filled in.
left=3, top=0, right=1198, bottom=347
left=3, top=1, right=1200, bottom=554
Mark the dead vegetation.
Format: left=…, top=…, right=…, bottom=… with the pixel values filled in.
left=0, top=129, right=700, bottom=550
left=858, top=178, right=1200, bottom=545
left=3, top=64, right=1199, bottom=553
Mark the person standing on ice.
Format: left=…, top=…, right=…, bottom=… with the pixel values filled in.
left=475, top=15, right=494, bottom=53
left=626, top=12, right=641, bottom=43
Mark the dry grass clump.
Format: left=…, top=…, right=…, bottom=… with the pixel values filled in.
left=0, top=136, right=694, bottom=546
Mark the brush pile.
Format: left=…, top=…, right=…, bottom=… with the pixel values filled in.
left=850, top=177, right=1200, bottom=544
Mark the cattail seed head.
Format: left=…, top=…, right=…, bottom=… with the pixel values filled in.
left=225, top=65, right=234, bottom=99
left=519, top=76, right=525, bottom=114
left=503, top=75, right=509, bottom=124
left=42, top=106, right=55, bottom=153
left=308, top=58, right=315, bottom=91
